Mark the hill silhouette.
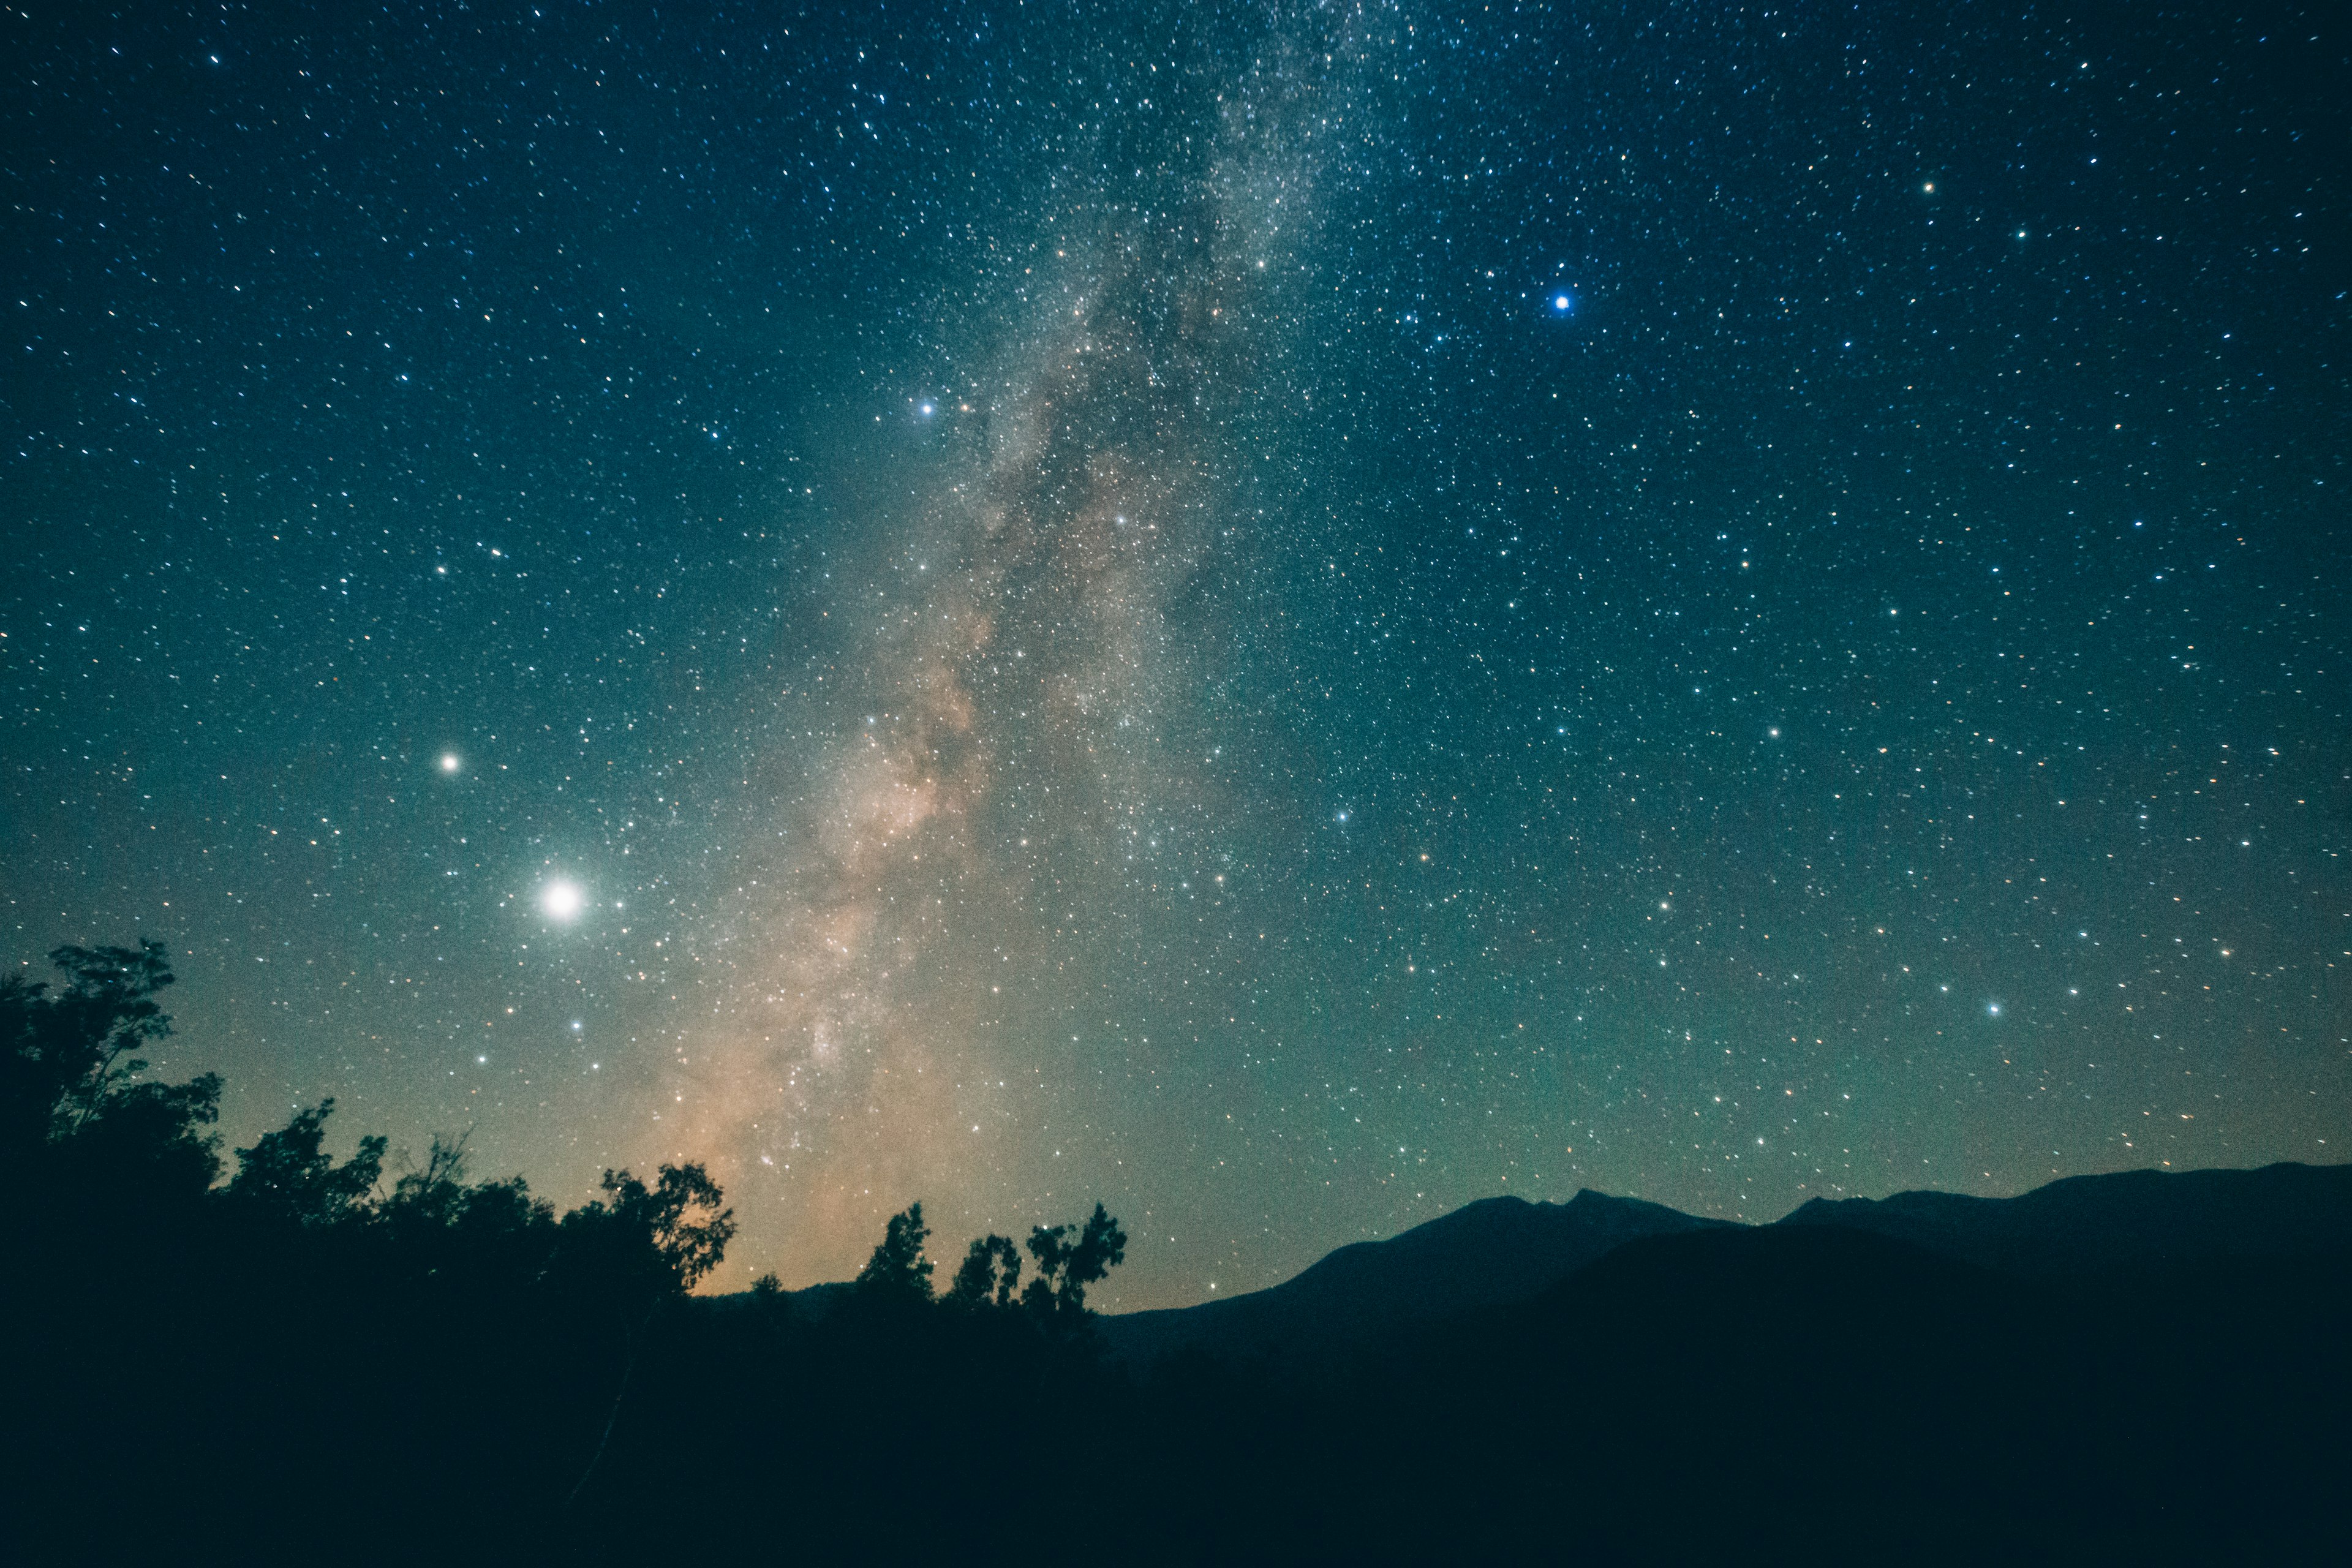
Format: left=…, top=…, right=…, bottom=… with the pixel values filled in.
left=1099, top=1188, right=1728, bottom=1365
left=1776, top=1159, right=2352, bottom=1272
left=1280, top=1220, right=2352, bottom=1562
left=1098, top=1161, right=2352, bottom=1370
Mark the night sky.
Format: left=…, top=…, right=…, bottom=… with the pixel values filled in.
left=6, top=1, right=2345, bottom=1308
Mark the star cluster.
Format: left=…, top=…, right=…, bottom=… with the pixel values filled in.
left=4, top=1, right=2344, bottom=1307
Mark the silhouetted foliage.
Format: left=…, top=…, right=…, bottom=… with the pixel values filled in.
left=0, top=941, right=221, bottom=1202
left=546, top=1163, right=737, bottom=1510
left=385, top=1129, right=475, bottom=1225
left=371, top=1131, right=560, bottom=1291
left=904, top=1204, right=1129, bottom=1321
left=227, top=1099, right=387, bottom=1227
left=856, top=1201, right=935, bottom=1302
left=949, top=1232, right=1024, bottom=1308
left=1023, top=1202, right=1129, bottom=1319
left=558, top=1163, right=737, bottom=1302
left=1, top=941, right=174, bottom=1134
left=4, top=934, right=2342, bottom=1564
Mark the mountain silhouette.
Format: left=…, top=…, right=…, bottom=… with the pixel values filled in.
left=1330, top=1217, right=2352, bottom=1563
left=1777, top=1159, right=2352, bottom=1272
left=1100, top=1161, right=2352, bottom=1368
left=1098, top=1188, right=1730, bottom=1365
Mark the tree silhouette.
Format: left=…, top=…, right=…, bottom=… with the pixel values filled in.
left=858, top=1202, right=935, bottom=1302
left=559, top=1163, right=737, bottom=1298
left=948, top=1233, right=1023, bottom=1308
left=227, top=1099, right=388, bottom=1227
left=373, top=1129, right=558, bottom=1289
left=1, top=941, right=221, bottom=1199
left=1022, top=1203, right=1129, bottom=1319
left=383, top=1130, right=475, bottom=1226
left=10, top=935, right=1180, bottom=1552
left=557, top=1162, right=736, bottom=1508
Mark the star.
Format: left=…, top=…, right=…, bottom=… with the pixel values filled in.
left=21, top=0, right=2329, bottom=1316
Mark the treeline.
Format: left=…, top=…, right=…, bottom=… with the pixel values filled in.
left=1, top=944, right=1134, bottom=1558
left=7, top=943, right=2343, bottom=1562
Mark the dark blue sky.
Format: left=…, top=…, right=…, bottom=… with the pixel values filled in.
left=6, top=0, right=2345, bottom=1306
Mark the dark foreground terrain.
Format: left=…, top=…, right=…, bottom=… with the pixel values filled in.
left=7, top=947, right=2345, bottom=1562
left=20, top=1171, right=2346, bottom=1563
left=16, top=1183, right=2344, bottom=1564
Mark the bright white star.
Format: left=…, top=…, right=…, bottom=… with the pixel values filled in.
left=541, top=880, right=584, bottom=920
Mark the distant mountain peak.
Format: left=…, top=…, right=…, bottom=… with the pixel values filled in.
left=1099, top=1185, right=1727, bottom=1366
left=1777, top=1160, right=2352, bottom=1273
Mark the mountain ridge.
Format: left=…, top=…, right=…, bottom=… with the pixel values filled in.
left=1096, top=1159, right=2352, bottom=1367
left=1773, top=1158, right=2352, bottom=1273
left=1096, top=1185, right=1730, bottom=1365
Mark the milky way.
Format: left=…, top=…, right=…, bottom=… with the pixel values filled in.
left=662, top=14, right=1360, bottom=1278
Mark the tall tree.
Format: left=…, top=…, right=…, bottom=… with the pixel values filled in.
left=858, top=1202, right=935, bottom=1302
left=557, top=1163, right=736, bottom=1508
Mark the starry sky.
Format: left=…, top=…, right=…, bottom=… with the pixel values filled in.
left=5, top=1, right=2345, bottom=1308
